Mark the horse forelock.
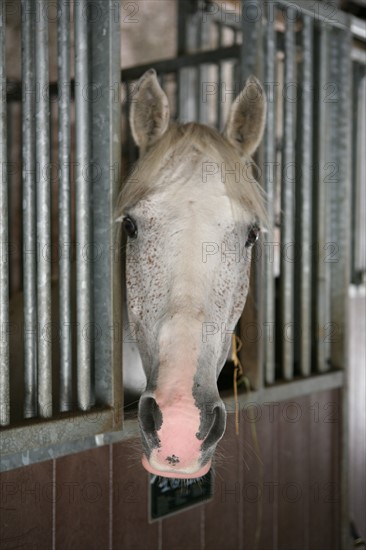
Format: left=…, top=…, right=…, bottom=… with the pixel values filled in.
left=117, top=122, right=267, bottom=227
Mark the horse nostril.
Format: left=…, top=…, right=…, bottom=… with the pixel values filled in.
left=202, top=403, right=227, bottom=451
left=138, top=396, right=163, bottom=442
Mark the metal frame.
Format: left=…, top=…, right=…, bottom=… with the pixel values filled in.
left=1, top=0, right=122, bottom=464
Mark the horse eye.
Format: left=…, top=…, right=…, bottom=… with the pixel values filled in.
left=245, top=225, right=260, bottom=248
left=122, top=216, right=138, bottom=239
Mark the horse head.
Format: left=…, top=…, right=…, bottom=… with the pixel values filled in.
left=120, top=69, right=267, bottom=478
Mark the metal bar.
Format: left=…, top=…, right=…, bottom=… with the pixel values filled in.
left=89, top=0, right=122, bottom=413
left=196, top=14, right=203, bottom=123
left=21, top=0, right=37, bottom=419
left=0, top=0, right=9, bottom=426
left=350, top=63, right=359, bottom=284
left=177, top=0, right=188, bottom=56
left=35, top=0, right=52, bottom=418
left=0, top=415, right=140, bottom=473
left=178, top=11, right=199, bottom=123
left=352, top=68, right=366, bottom=282
left=216, top=23, right=223, bottom=131
left=240, top=0, right=259, bottom=86
left=75, top=0, right=92, bottom=410
left=313, top=26, right=331, bottom=373
left=295, top=15, right=314, bottom=377
left=0, top=369, right=344, bottom=470
left=280, top=7, right=296, bottom=380
left=263, top=2, right=277, bottom=385
left=58, top=0, right=72, bottom=412
left=176, top=0, right=188, bottom=122
left=330, top=29, right=352, bottom=369
left=123, top=45, right=242, bottom=83
left=196, top=9, right=211, bottom=124
left=0, top=407, right=117, bottom=458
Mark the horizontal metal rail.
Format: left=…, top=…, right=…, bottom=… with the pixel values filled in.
left=0, top=370, right=344, bottom=471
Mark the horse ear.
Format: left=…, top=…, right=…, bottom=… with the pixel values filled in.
left=130, top=69, right=170, bottom=153
left=223, top=75, right=267, bottom=157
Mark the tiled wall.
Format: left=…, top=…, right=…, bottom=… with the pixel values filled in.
left=0, top=390, right=341, bottom=550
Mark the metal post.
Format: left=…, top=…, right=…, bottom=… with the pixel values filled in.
left=330, top=29, right=352, bottom=369
left=216, top=23, right=223, bottom=131
left=0, top=0, right=9, bottom=426
left=280, top=6, right=296, bottom=380
left=240, top=0, right=260, bottom=86
left=89, top=0, right=122, bottom=413
left=313, top=25, right=331, bottom=373
left=58, top=0, right=72, bottom=412
left=21, top=0, right=37, bottom=418
left=35, top=0, right=52, bottom=418
left=295, top=15, right=314, bottom=377
left=263, top=1, right=277, bottom=385
left=75, top=0, right=92, bottom=410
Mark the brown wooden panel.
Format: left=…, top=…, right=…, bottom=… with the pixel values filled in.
left=204, top=413, right=241, bottom=550
left=55, top=446, right=110, bottom=550
left=241, top=400, right=278, bottom=550
left=309, top=388, right=341, bottom=550
left=0, top=460, right=53, bottom=550
left=113, top=438, right=159, bottom=550
left=278, top=395, right=310, bottom=550
left=162, top=507, right=202, bottom=550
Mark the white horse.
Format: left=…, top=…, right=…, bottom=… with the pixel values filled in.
left=119, top=69, right=267, bottom=479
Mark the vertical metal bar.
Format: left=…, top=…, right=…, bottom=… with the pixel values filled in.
left=35, top=0, right=52, bottom=417
left=0, top=0, right=10, bottom=426
left=263, top=2, right=276, bottom=385
left=295, top=15, right=313, bottom=377
left=75, top=0, right=92, bottom=410
left=240, top=0, right=259, bottom=86
left=58, top=0, right=72, bottom=412
left=216, top=23, right=223, bottom=131
left=238, top=0, right=264, bottom=390
left=177, top=0, right=188, bottom=57
left=350, top=63, right=360, bottom=284
left=21, top=0, right=37, bottom=418
left=196, top=12, right=203, bottom=123
left=90, top=0, right=122, bottom=413
left=330, top=29, right=352, bottom=369
left=352, top=68, right=366, bottom=283
left=177, top=0, right=189, bottom=121
left=313, top=26, right=331, bottom=373
left=197, top=10, right=211, bottom=124
left=178, top=12, right=198, bottom=122
left=280, top=7, right=296, bottom=380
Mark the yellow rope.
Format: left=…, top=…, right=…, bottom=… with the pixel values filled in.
left=231, top=333, right=243, bottom=436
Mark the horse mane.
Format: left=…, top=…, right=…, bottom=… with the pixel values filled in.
left=117, top=122, right=267, bottom=226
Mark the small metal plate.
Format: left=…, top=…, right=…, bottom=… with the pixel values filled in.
left=149, top=470, right=213, bottom=521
